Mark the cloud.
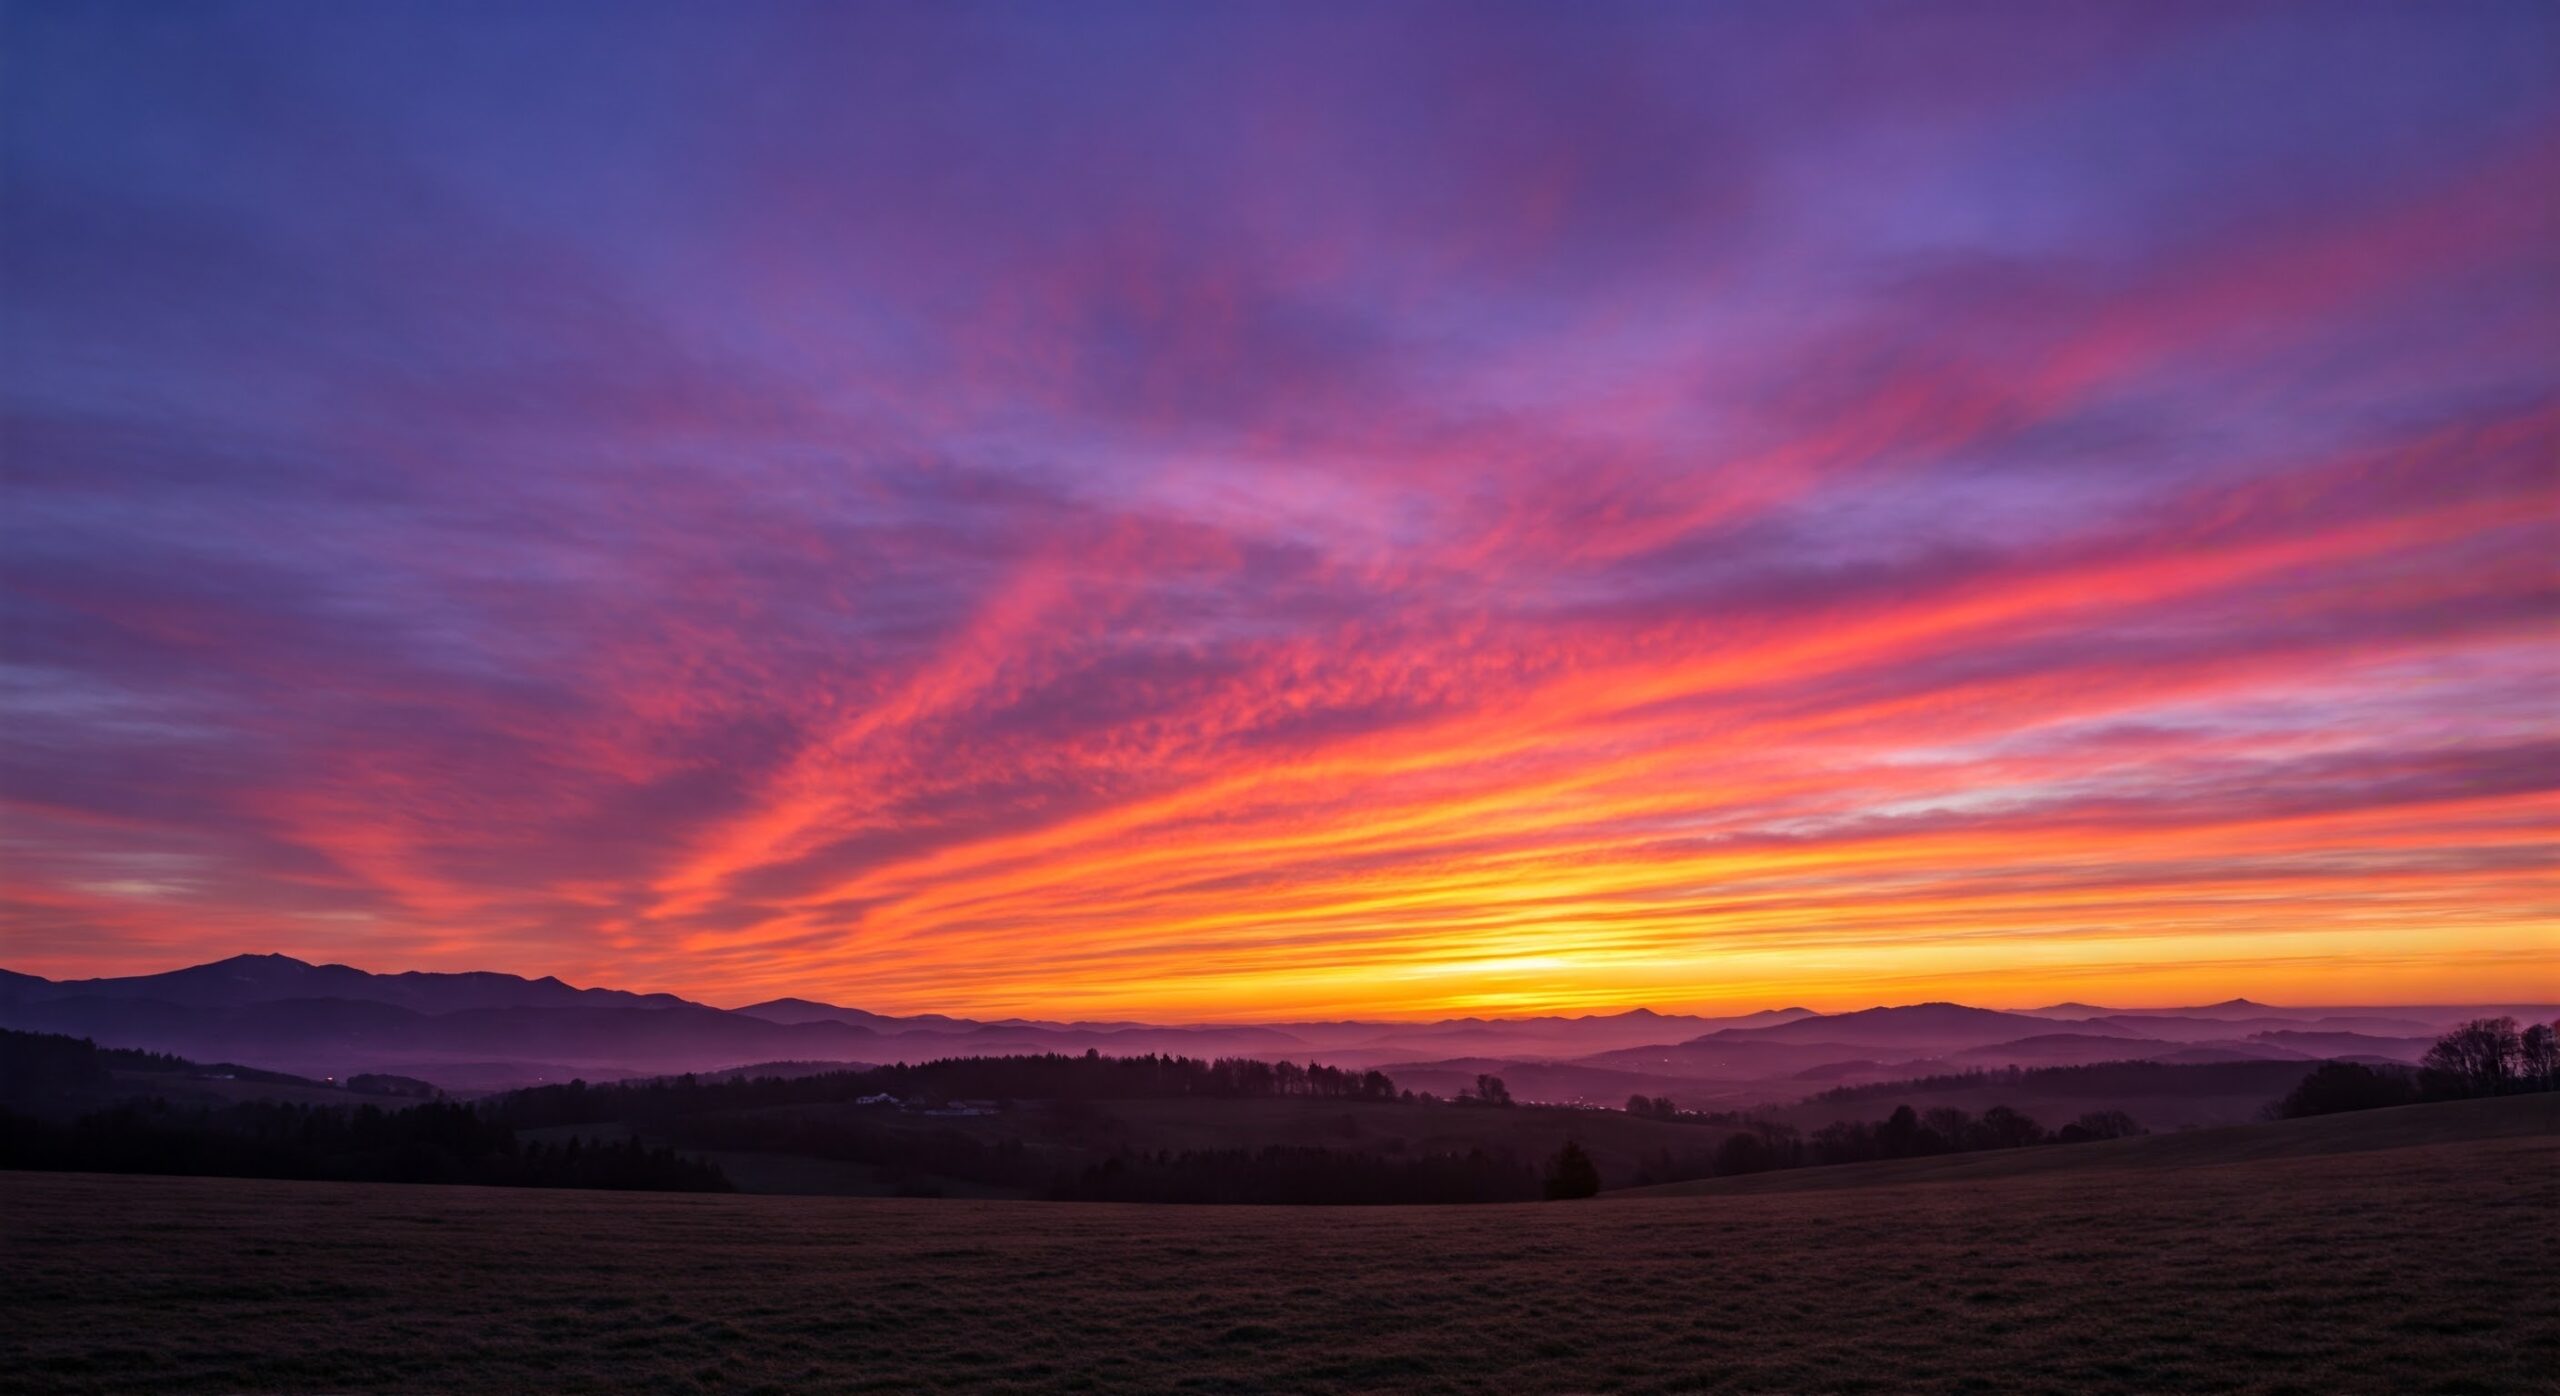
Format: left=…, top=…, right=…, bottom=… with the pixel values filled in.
left=4, top=1, right=2555, bottom=1013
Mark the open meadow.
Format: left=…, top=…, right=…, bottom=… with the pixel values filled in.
left=4, top=1096, right=2551, bottom=1395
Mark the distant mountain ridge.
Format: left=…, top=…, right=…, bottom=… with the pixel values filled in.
left=1, top=954, right=2545, bottom=1096
left=6, top=954, right=1794, bottom=1082
left=0, top=953, right=691, bottom=1014
left=1688, top=1002, right=2161, bottom=1052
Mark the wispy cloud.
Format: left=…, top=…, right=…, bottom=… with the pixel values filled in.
left=4, top=1, right=2554, bottom=1015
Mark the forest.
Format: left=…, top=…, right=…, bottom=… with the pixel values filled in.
left=2276, top=1018, right=2559, bottom=1118
left=0, top=1098, right=733, bottom=1191
left=488, top=1050, right=1403, bottom=1130
left=6, top=1021, right=2550, bottom=1203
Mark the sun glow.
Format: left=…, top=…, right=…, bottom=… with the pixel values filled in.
left=5, top=3, right=2555, bottom=1018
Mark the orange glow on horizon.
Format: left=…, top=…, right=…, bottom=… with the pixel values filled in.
left=7, top=9, right=2557, bottom=1022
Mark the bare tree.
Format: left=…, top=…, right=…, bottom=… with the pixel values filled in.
left=2422, top=1018, right=2523, bottom=1096
left=2520, top=1023, right=2557, bottom=1088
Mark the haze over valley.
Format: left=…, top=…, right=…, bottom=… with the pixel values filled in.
left=7, top=952, right=2535, bottom=1108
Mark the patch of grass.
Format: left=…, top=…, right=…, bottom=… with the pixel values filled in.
left=0, top=1098, right=2551, bottom=1394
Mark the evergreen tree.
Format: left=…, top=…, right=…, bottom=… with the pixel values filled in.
left=1543, top=1140, right=1600, bottom=1200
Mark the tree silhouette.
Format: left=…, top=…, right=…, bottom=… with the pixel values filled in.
left=2068, top=1109, right=2144, bottom=1140
left=1472, top=1074, right=1513, bottom=1107
left=2422, top=1018, right=2523, bottom=1096
left=1877, top=1104, right=1926, bottom=1156
left=2276, top=1061, right=2417, bottom=1117
left=2520, top=1023, right=2557, bottom=1088
left=1922, top=1106, right=1975, bottom=1148
left=1714, top=1130, right=1779, bottom=1175
left=1977, top=1104, right=2044, bottom=1149
left=1543, top=1140, right=1600, bottom=1199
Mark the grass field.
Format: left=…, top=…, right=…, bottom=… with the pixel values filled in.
left=4, top=1097, right=2552, bottom=1395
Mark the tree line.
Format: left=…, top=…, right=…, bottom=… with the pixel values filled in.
left=2275, top=1017, right=2559, bottom=1119
left=0, top=1098, right=732, bottom=1192
left=1625, top=1102, right=2144, bottom=1187
left=1779, top=1102, right=2137, bottom=1171
left=1799, top=1058, right=2302, bottom=1107
left=490, top=1051, right=1404, bottom=1130
left=663, top=1108, right=1048, bottom=1193
left=0, top=1027, right=320, bottom=1100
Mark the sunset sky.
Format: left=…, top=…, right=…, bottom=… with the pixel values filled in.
left=4, top=2, right=2555, bottom=1019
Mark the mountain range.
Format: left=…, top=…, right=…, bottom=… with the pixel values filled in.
left=2, top=953, right=2547, bottom=1097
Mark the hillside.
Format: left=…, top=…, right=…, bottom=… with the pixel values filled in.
left=1691, top=1001, right=2160, bottom=1050
left=517, top=1083, right=1744, bottom=1198
left=1770, top=1058, right=2332, bottom=1132
left=1618, top=1092, right=2558, bottom=1197
left=0, top=1028, right=352, bottom=1112
left=6, top=1099, right=2549, bottom=1393
left=0, top=953, right=692, bottom=1013
left=0, top=995, right=888, bottom=1084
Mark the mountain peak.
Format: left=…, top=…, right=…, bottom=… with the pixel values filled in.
left=1689, top=1000, right=2069, bottom=1050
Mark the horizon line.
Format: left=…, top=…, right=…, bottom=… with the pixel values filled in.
left=11, top=950, right=2557, bottom=1029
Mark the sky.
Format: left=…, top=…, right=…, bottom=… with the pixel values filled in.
left=3, top=1, right=2555, bottom=1020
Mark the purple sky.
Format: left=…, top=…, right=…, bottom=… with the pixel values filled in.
left=4, top=2, right=2555, bottom=1017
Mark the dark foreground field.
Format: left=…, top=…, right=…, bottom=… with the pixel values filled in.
left=4, top=1097, right=2552, bottom=1395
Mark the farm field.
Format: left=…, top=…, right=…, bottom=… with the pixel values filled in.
left=4, top=1096, right=2552, bottom=1395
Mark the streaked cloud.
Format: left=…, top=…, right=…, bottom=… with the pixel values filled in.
left=4, top=1, right=2553, bottom=1015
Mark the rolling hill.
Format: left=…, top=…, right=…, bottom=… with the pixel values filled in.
left=1691, top=1002, right=2161, bottom=1051
left=0, top=953, right=690, bottom=1013
left=6, top=1093, right=2547, bottom=1394
left=1619, top=1092, right=2557, bottom=1197
left=1769, top=1058, right=2347, bottom=1132
left=0, top=994, right=887, bottom=1082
